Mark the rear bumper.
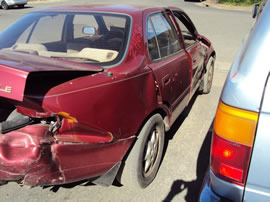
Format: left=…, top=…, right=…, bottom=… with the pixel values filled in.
left=0, top=125, right=134, bottom=186
left=200, top=168, right=244, bottom=202
left=199, top=169, right=223, bottom=202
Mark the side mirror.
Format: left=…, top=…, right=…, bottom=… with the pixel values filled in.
left=252, top=4, right=260, bottom=18
left=83, top=26, right=96, bottom=36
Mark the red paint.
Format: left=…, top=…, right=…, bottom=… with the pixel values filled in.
left=0, top=5, right=214, bottom=186
left=0, top=64, right=29, bottom=101
left=232, top=72, right=238, bottom=79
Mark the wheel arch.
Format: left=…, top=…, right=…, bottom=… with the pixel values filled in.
left=205, top=50, right=216, bottom=68
left=210, top=51, right=216, bottom=60
left=135, top=108, right=168, bottom=138
left=119, top=107, right=167, bottom=163
left=117, top=111, right=166, bottom=188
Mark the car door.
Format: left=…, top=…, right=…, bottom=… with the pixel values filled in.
left=147, top=11, right=191, bottom=114
left=172, top=11, right=205, bottom=94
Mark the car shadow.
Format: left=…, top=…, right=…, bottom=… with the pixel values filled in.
left=43, top=179, right=97, bottom=193
left=162, top=91, right=199, bottom=157
left=184, top=0, right=205, bottom=2
left=162, top=121, right=213, bottom=202
left=153, top=91, right=199, bottom=174
left=43, top=173, right=123, bottom=192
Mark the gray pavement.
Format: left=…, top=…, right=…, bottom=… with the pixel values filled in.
left=0, top=1, right=254, bottom=201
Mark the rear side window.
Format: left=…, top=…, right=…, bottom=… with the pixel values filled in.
left=147, top=12, right=182, bottom=61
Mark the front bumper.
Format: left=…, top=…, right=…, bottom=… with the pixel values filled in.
left=0, top=124, right=134, bottom=186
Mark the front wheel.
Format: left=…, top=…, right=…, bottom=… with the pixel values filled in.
left=200, top=56, right=215, bottom=94
left=1, top=1, right=8, bottom=10
left=119, top=114, right=165, bottom=188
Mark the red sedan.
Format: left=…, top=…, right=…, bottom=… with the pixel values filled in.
left=0, top=5, right=215, bottom=188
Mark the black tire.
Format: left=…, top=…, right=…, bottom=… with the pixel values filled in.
left=1, top=1, right=8, bottom=10
left=119, top=114, right=165, bottom=188
left=200, top=57, right=215, bottom=94
left=18, top=4, right=24, bottom=8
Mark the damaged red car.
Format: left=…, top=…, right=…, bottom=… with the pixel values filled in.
left=0, top=5, right=215, bottom=188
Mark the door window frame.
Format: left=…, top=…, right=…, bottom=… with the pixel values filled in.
left=146, top=11, right=183, bottom=62
left=171, top=10, right=199, bottom=49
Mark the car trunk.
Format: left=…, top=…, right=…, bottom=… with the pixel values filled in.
left=0, top=50, right=103, bottom=102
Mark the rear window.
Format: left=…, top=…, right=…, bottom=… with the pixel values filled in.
left=0, top=12, right=131, bottom=67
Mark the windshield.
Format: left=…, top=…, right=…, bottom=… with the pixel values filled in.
left=0, top=12, right=131, bottom=66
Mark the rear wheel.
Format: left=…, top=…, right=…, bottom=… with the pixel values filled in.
left=200, top=56, right=215, bottom=94
left=1, top=1, right=8, bottom=10
left=119, top=114, right=165, bottom=188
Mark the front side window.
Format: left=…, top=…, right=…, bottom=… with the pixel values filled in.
left=147, top=12, right=181, bottom=60
left=0, top=12, right=131, bottom=66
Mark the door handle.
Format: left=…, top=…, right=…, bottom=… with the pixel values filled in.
left=162, top=74, right=171, bottom=86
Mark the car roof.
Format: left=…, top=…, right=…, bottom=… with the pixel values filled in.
left=35, top=4, right=183, bottom=16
